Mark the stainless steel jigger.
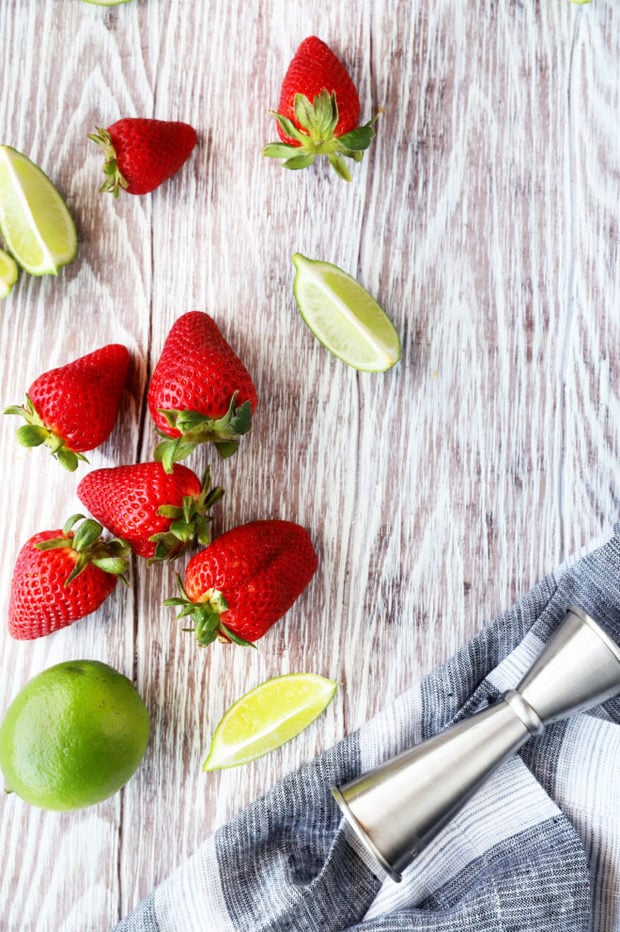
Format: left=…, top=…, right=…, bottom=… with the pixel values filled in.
left=332, top=605, right=620, bottom=882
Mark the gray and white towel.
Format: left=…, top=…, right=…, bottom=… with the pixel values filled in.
left=115, top=527, right=620, bottom=931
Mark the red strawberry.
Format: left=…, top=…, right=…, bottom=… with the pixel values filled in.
left=263, top=36, right=378, bottom=180
left=89, top=118, right=197, bottom=197
left=9, top=515, right=130, bottom=641
left=148, top=311, right=258, bottom=471
left=165, top=520, right=318, bottom=647
left=4, top=344, right=130, bottom=472
left=78, top=462, right=224, bottom=564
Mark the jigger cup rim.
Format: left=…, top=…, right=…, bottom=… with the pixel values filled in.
left=566, top=604, right=620, bottom=663
left=332, top=785, right=403, bottom=882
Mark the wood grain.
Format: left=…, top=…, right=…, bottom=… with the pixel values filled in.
left=0, top=1, right=619, bottom=929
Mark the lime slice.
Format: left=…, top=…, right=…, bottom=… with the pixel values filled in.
left=203, top=673, right=337, bottom=771
left=0, top=145, right=78, bottom=276
left=292, top=253, right=401, bottom=372
left=0, top=247, right=18, bottom=298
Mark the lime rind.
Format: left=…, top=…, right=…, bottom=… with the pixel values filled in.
left=0, top=247, right=18, bottom=298
left=203, top=673, right=337, bottom=771
left=81, top=0, right=133, bottom=5
left=0, top=660, right=149, bottom=810
left=0, top=145, right=78, bottom=276
left=292, top=253, right=401, bottom=372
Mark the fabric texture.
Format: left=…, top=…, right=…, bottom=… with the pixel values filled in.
left=114, top=527, right=620, bottom=932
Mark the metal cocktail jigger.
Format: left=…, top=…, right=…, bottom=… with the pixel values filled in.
left=332, top=605, right=620, bottom=882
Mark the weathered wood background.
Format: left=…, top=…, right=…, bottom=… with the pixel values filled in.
left=0, top=1, right=619, bottom=929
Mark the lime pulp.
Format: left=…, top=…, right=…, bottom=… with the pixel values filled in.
left=0, top=247, right=18, bottom=298
left=0, top=145, right=78, bottom=276
left=292, top=253, right=401, bottom=372
left=203, top=673, right=337, bottom=771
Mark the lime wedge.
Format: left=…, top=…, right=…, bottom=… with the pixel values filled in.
left=0, top=248, right=18, bottom=298
left=0, top=146, right=78, bottom=276
left=203, top=673, right=337, bottom=771
left=292, top=253, right=401, bottom=372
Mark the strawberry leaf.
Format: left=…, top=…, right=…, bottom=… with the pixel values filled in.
left=90, top=555, right=129, bottom=577
left=177, top=604, right=198, bottom=620
left=292, top=91, right=338, bottom=139
left=283, top=154, right=316, bottom=171
left=15, top=424, right=48, bottom=447
left=327, top=153, right=352, bottom=182
left=311, top=90, right=339, bottom=137
left=3, top=404, right=30, bottom=418
left=63, top=513, right=88, bottom=535
left=269, top=112, right=307, bottom=144
left=66, top=553, right=89, bottom=584
left=213, top=439, right=240, bottom=459
left=182, top=495, right=195, bottom=523
left=194, top=515, right=213, bottom=546
left=192, top=620, right=220, bottom=647
left=168, top=520, right=194, bottom=542
left=263, top=142, right=299, bottom=159
left=226, top=398, right=252, bottom=435
left=35, top=536, right=72, bottom=552
left=154, top=436, right=197, bottom=474
left=72, top=518, right=105, bottom=551
left=174, top=410, right=211, bottom=432
left=157, top=504, right=183, bottom=519
left=217, top=622, right=257, bottom=648
left=338, top=125, right=376, bottom=151
left=55, top=448, right=83, bottom=472
left=294, top=94, right=316, bottom=131
left=202, top=482, right=225, bottom=510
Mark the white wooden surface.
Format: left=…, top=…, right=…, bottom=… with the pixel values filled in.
left=1, top=1, right=619, bottom=929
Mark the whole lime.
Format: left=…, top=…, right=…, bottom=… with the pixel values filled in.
left=0, top=660, right=150, bottom=810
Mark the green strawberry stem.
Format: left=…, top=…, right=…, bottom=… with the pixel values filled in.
left=153, top=392, right=253, bottom=473
left=88, top=127, right=130, bottom=198
left=35, top=514, right=131, bottom=585
left=262, top=89, right=380, bottom=181
left=147, top=466, right=225, bottom=566
left=4, top=395, right=89, bottom=472
left=164, top=574, right=255, bottom=648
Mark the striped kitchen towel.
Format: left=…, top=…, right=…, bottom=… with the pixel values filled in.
left=114, top=527, right=620, bottom=931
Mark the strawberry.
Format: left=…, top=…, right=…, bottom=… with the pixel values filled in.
left=9, top=515, right=130, bottom=641
left=77, top=462, right=224, bottom=564
left=89, top=118, right=197, bottom=197
left=263, top=36, right=378, bottom=181
left=148, top=311, right=258, bottom=471
left=165, top=520, right=318, bottom=647
left=4, top=344, right=130, bottom=472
